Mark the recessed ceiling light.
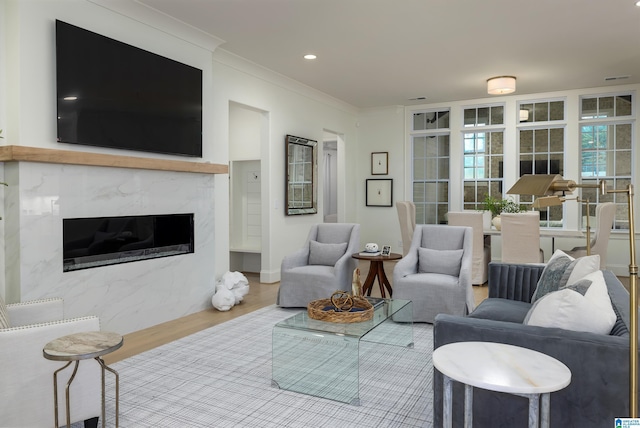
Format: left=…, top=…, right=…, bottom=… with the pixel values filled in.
left=636, top=1, right=640, bottom=6
left=63, top=96, right=78, bottom=101
left=303, top=54, right=317, bottom=60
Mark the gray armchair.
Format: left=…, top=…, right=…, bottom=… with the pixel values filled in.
left=277, top=223, right=360, bottom=308
left=392, top=225, right=474, bottom=322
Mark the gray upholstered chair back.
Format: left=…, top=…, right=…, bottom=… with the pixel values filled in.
left=416, top=224, right=466, bottom=251
left=314, top=223, right=357, bottom=244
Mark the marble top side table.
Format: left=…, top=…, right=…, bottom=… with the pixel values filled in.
left=43, top=331, right=123, bottom=428
left=433, top=341, right=571, bottom=428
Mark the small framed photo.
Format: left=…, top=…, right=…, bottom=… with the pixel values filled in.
left=371, top=152, right=389, bottom=175
left=381, top=245, right=391, bottom=256
left=366, top=179, right=393, bottom=207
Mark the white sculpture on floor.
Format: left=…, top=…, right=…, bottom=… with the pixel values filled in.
left=211, top=271, right=250, bottom=311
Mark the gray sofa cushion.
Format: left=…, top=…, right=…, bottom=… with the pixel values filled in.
left=468, top=298, right=531, bottom=324
left=308, top=240, right=347, bottom=266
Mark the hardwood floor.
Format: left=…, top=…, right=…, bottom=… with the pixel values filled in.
left=103, top=273, right=279, bottom=364
left=103, top=262, right=491, bottom=365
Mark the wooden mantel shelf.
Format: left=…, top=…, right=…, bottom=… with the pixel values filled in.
left=0, top=145, right=228, bottom=174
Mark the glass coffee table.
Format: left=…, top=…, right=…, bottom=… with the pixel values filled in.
left=272, top=298, right=413, bottom=405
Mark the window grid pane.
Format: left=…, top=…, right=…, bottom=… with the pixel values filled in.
left=580, top=103, right=634, bottom=230
left=412, top=110, right=450, bottom=224
left=518, top=111, right=566, bottom=228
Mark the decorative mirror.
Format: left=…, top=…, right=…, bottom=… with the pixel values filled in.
left=286, top=134, right=318, bottom=215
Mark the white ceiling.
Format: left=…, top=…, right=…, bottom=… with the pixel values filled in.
left=138, top=0, right=640, bottom=108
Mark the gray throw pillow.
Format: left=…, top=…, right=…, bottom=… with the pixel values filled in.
left=531, top=250, right=600, bottom=303
left=418, top=247, right=463, bottom=276
left=308, top=240, right=348, bottom=266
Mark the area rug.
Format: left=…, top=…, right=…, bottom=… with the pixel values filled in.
left=98, top=305, right=434, bottom=427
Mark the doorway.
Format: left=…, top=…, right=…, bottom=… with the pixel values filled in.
left=323, top=131, right=339, bottom=223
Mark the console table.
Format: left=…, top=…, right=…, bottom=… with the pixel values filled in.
left=43, top=331, right=123, bottom=428
left=433, top=341, right=571, bottom=428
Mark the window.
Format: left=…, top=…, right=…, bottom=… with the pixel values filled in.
left=518, top=99, right=566, bottom=227
left=462, top=105, right=504, bottom=210
left=579, top=93, right=633, bottom=230
left=412, top=109, right=450, bottom=224
left=519, top=100, right=564, bottom=123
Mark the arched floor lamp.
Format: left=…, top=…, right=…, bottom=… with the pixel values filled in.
left=508, top=174, right=638, bottom=417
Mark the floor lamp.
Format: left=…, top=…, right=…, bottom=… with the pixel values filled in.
left=508, top=174, right=638, bottom=417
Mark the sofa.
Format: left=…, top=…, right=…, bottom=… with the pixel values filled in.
left=434, top=261, right=635, bottom=427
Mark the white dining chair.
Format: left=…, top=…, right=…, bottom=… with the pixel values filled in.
left=396, top=201, right=416, bottom=256
left=563, top=202, right=616, bottom=268
left=500, top=212, right=544, bottom=263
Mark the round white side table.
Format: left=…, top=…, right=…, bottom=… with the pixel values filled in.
left=433, top=341, right=571, bottom=428
left=43, top=331, right=123, bottom=428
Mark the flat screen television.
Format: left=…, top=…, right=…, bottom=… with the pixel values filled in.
left=55, top=20, right=203, bottom=157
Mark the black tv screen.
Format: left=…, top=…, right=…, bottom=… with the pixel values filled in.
left=55, top=20, right=203, bottom=157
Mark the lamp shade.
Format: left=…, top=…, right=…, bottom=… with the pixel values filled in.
left=487, top=76, right=516, bottom=95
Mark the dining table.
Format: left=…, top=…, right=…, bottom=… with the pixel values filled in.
left=483, top=228, right=587, bottom=253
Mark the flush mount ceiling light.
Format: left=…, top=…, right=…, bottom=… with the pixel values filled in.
left=303, top=54, right=317, bottom=60
left=487, top=76, right=516, bottom=95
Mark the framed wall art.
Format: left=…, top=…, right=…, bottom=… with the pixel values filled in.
left=366, top=179, right=393, bottom=207
left=371, top=152, right=388, bottom=175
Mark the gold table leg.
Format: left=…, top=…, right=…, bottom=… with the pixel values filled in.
left=96, top=356, right=120, bottom=428
left=52, top=358, right=120, bottom=428
left=52, top=361, right=74, bottom=428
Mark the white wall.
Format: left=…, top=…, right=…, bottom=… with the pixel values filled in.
left=356, top=106, right=406, bottom=253
left=211, top=50, right=359, bottom=283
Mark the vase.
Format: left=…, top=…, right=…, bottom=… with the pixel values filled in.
left=492, top=215, right=501, bottom=230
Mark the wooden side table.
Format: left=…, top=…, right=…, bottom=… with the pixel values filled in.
left=43, top=331, right=123, bottom=428
left=351, top=252, right=402, bottom=298
left=433, top=341, right=571, bottom=428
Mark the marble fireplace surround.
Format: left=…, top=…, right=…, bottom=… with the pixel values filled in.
left=1, top=145, right=228, bottom=334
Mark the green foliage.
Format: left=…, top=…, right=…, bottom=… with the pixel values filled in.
left=482, top=195, right=526, bottom=217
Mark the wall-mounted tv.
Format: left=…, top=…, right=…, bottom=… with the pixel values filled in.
left=55, top=20, right=203, bottom=157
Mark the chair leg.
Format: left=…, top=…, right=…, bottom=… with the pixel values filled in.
left=84, top=416, right=99, bottom=428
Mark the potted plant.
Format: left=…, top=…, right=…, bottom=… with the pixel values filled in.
left=482, top=195, right=526, bottom=230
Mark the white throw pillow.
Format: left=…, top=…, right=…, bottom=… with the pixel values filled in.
left=524, top=270, right=616, bottom=335
left=531, top=249, right=600, bottom=303
left=308, top=240, right=348, bottom=266
left=418, top=247, right=464, bottom=276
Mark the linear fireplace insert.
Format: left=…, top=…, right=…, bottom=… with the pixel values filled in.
left=63, top=213, right=194, bottom=272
